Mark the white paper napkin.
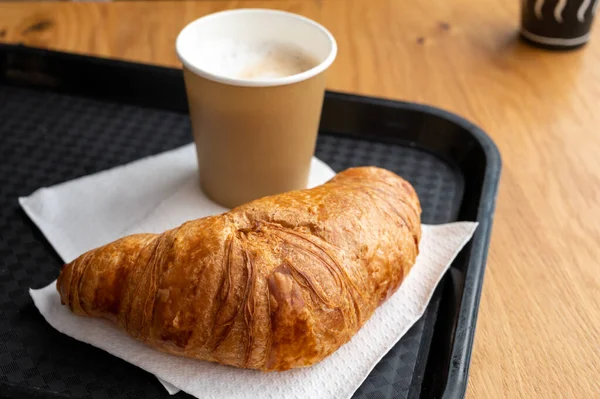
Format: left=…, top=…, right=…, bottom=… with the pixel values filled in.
left=20, top=143, right=478, bottom=399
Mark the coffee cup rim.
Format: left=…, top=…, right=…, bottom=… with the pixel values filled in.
left=176, top=9, right=337, bottom=87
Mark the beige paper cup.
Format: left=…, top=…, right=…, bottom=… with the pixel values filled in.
left=176, top=9, right=337, bottom=208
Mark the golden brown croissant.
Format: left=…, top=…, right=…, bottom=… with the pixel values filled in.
left=57, top=166, right=421, bottom=371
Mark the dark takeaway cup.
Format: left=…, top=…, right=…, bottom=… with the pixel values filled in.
left=521, top=0, right=598, bottom=49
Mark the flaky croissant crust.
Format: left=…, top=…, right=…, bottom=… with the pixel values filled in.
left=57, top=166, right=421, bottom=371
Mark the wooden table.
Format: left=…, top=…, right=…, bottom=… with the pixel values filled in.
left=2, top=0, right=600, bottom=397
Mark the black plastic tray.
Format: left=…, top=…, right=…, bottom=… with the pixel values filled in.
left=0, top=44, right=501, bottom=399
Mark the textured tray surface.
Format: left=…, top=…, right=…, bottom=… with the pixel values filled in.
left=0, top=85, right=463, bottom=399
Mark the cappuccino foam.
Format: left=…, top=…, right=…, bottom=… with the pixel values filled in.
left=194, top=39, right=319, bottom=80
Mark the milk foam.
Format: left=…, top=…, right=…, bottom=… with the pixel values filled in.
left=193, top=39, right=318, bottom=80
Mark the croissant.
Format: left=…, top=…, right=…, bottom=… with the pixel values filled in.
left=57, top=166, right=421, bottom=371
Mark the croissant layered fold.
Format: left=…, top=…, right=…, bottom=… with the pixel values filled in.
left=57, top=166, right=422, bottom=371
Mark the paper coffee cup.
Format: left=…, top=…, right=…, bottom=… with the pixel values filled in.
left=176, top=9, right=337, bottom=208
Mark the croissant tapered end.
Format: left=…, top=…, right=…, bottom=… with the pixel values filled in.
left=57, top=264, right=71, bottom=306
left=57, top=234, right=158, bottom=323
left=56, top=166, right=421, bottom=371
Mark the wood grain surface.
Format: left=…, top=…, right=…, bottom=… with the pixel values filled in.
left=1, top=1, right=600, bottom=398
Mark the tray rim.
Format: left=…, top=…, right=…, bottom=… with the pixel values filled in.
left=0, top=43, right=502, bottom=399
